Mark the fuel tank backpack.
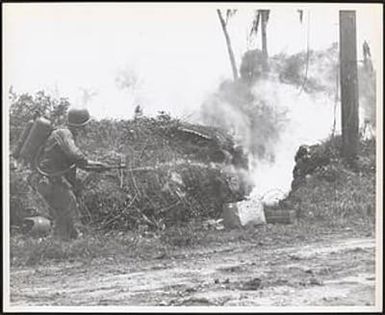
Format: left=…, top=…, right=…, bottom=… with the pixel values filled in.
left=13, top=116, right=53, bottom=169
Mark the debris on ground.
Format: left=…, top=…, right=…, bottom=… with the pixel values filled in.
left=264, top=209, right=296, bottom=224
left=221, top=198, right=266, bottom=229
left=202, top=219, right=225, bottom=230
left=21, top=216, right=51, bottom=236
left=240, top=277, right=262, bottom=290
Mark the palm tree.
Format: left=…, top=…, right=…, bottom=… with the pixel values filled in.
left=250, top=10, right=270, bottom=71
left=217, top=9, right=239, bottom=81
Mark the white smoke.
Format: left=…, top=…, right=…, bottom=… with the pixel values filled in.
left=201, top=40, right=378, bottom=206
left=201, top=68, right=340, bottom=206
left=248, top=78, right=338, bottom=204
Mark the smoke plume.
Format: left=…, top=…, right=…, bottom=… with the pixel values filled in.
left=200, top=45, right=376, bottom=204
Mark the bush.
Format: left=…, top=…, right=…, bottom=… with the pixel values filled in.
left=285, top=137, right=376, bottom=226
left=9, top=89, right=70, bottom=148
left=70, top=112, right=250, bottom=231
left=9, top=91, right=250, bottom=232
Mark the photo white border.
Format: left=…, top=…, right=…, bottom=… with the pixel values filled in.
left=2, top=2, right=383, bottom=313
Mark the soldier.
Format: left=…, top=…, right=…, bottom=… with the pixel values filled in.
left=36, top=108, right=106, bottom=240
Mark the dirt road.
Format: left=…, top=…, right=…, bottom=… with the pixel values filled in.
left=10, top=231, right=376, bottom=307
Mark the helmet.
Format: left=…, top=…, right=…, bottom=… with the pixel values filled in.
left=22, top=216, right=52, bottom=236
left=67, top=108, right=91, bottom=127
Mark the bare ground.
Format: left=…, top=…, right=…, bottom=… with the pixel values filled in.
left=10, top=227, right=376, bottom=307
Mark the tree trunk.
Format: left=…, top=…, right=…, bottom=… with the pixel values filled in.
left=260, top=10, right=269, bottom=72
left=217, top=9, right=238, bottom=81
left=339, top=11, right=359, bottom=160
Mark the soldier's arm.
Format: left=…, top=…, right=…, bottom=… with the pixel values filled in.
left=54, top=129, right=107, bottom=170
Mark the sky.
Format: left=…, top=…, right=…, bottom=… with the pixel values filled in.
left=3, top=2, right=382, bottom=120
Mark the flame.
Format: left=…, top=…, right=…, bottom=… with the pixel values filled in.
left=201, top=70, right=339, bottom=206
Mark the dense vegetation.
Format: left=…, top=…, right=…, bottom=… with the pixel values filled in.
left=8, top=45, right=377, bottom=266
left=9, top=90, right=251, bottom=230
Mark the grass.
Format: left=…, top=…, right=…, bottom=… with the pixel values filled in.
left=10, top=215, right=374, bottom=267
left=11, top=229, right=155, bottom=266
left=10, top=220, right=214, bottom=267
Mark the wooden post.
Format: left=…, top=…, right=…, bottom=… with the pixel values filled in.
left=339, top=11, right=359, bottom=159
left=217, top=9, right=239, bottom=81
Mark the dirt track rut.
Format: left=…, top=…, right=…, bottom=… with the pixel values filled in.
left=10, top=236, right=376, bottom=307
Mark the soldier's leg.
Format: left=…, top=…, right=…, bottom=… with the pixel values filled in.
left=66, top=187, right=83, bottom=239
left=36, top=180, right=57, bottom=221
left=49, top=181, right=82, bottom=240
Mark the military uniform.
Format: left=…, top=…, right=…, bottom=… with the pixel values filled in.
left=37, top=127, right=88, bottom=240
